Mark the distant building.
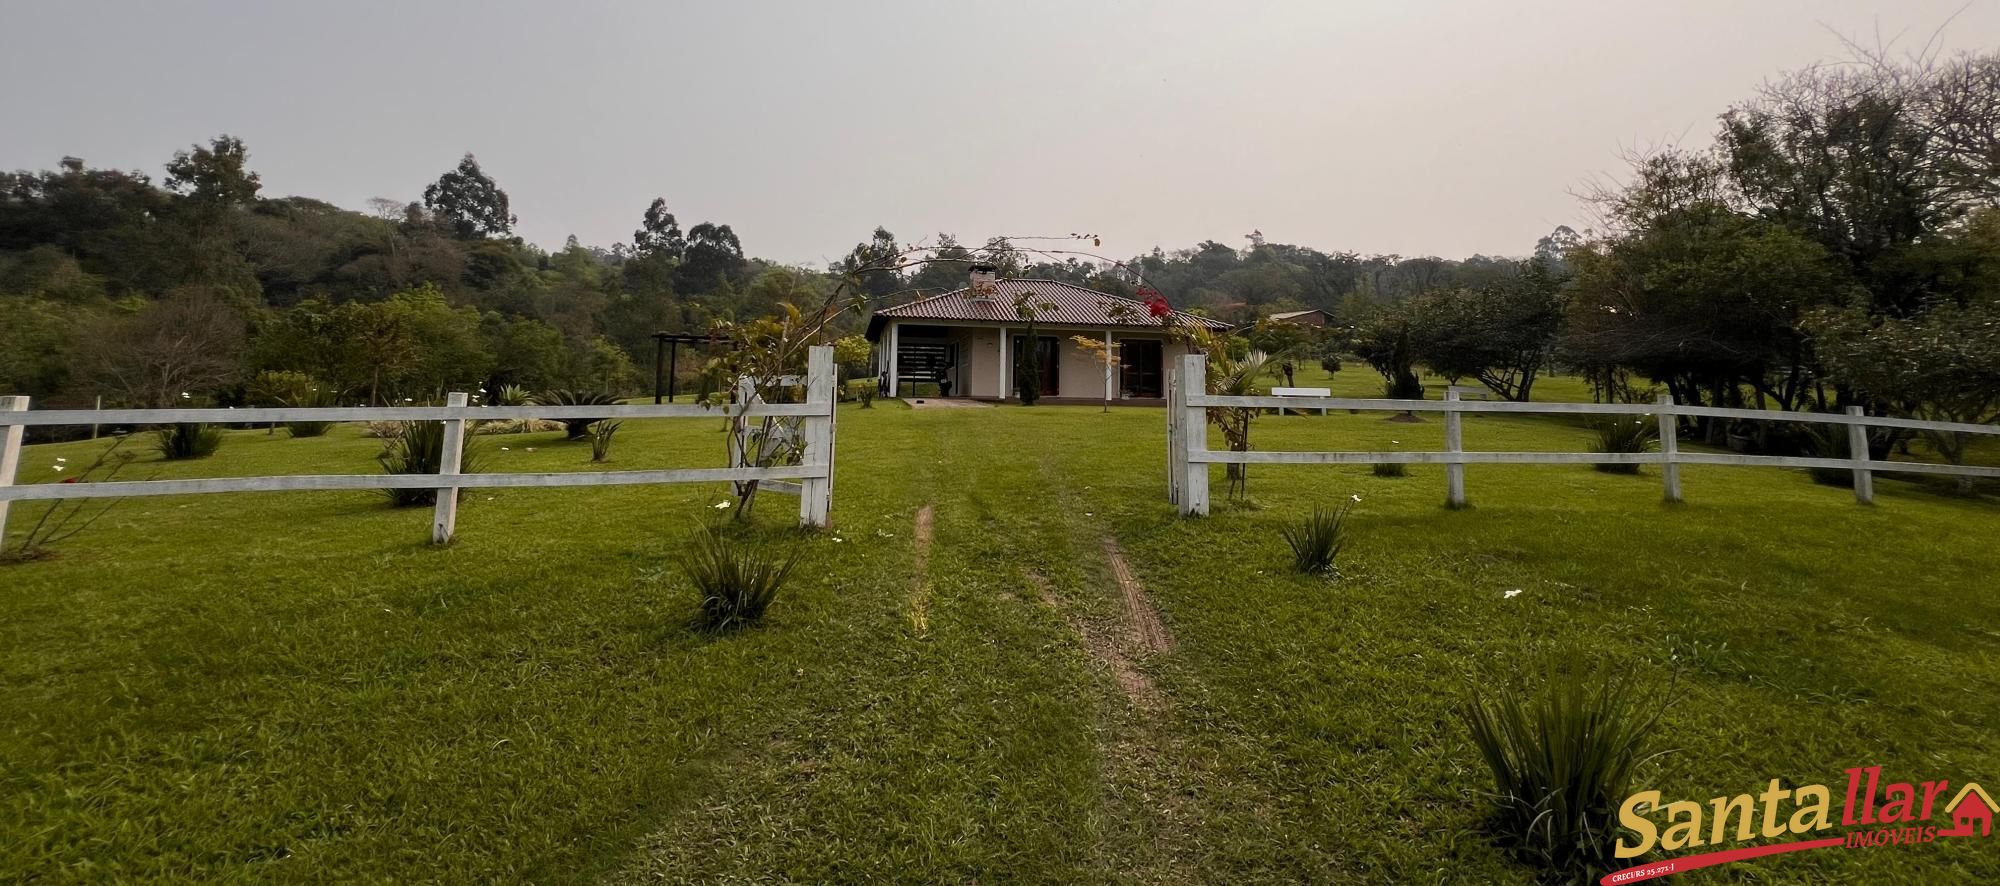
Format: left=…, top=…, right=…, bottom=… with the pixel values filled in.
left=1265, top=309, right=1331, bottom=327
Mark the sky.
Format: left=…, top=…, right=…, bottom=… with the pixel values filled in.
left=4, top=1, right=1998, bottom=267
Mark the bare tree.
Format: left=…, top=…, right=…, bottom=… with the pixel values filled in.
left=91, top=288, right=247, bottom=407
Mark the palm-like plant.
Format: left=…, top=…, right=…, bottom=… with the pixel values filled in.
left=1205, top=345, right=1272, bottom=499
left=531, top=389, right=619, bottom=440
left=1589, top=417, right=1657, bottom=474
left=155, top=423, right=223, bottom=460
left=685, top=526, right=799, bottom=632
left=1281, top=496, right=1358, bottom=574
left=377, top=419, right=483, bottom=507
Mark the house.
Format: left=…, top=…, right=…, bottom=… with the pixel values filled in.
left=865, top=265, right=1229, bottom=403
left=1941, top=782, right=1995, bottom=838
left=1266, top=309, right=1331, bottom=327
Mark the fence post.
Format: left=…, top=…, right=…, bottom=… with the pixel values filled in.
left=1443, top=388, right=1467, bottom=509
left=0, top=396, right=27, bottom=553
left=1657, top=393, right=1681, bottom=503
left=431, top=392, right=469, bottom=544
left=1846, top=406, right=1874, bottom=505
left=799, top=345, right=834, bottom=528
left=1166, top=367, right=1182, bottom=507
left=1178, top=353, right=1209, bottom=516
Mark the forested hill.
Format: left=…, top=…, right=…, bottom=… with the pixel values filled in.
left=0, top=142, right=1546, bottom=410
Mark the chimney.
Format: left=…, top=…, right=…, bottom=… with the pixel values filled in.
left=967, top=263, right=999, bottom=300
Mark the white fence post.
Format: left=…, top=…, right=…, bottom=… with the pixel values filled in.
left=0, top=396, right=27, bottom=553
left=1658, top=393, right=1681, bottom=503
left=1846, top=406, right=1874, bottom=505
left=1443, top=388, right=1467, bottom=509
left=431, top=392, right=469, bottom=544
left=1166, top=368, right=1182, bottom=507
left=799, top=345, right=834, bottom=528
left=1178, top=353, right=1209, bottom=516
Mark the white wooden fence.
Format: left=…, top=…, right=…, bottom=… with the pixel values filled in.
left=0, top=347, right=837, bottom=547
left=1167, top=353, right=2000, bottom=516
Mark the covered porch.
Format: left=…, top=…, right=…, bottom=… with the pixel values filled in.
left=874, top=321, right=1185, bottom=404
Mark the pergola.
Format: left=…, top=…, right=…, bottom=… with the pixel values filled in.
left=648, top=332, right=728, bottom=403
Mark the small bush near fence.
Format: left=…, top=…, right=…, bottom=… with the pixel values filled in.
left=1804, top=424, right=1854, bottom=487
left=589, top=420, right=622, bottom=462
left=685, top=527, right=798, bottom=633
left=377, top=420, right=482, bottom=507
left=155, top=423, right=223, bottom=460
left=1588, top=417, right=1656, bottom=474
left=1460, top=652, right=1664, bottom=881
left=532, top=390, right=618, bottom=440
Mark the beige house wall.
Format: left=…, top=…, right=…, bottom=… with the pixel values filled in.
left=885, top=321, right=1200, bottom=401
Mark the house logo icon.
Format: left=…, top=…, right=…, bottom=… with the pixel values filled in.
left=1940, top=783, right=1996, bottom=839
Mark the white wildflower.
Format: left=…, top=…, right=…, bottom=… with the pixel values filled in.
left=52, top=465, right=64, bottom=472
left=714, top=501, right=731, bottom=509
left=1350, top=494, right=1361, bottom=502
left=1504, top=588, right=1523, bottom=599
left=55, top=457, right=66, bottom=463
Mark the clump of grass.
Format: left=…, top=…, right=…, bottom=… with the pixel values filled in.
left=858, top=385, right=875, bottom=409
left=377, top=420, right=483, bottom=507
left=154, top=423, right=223, bottom=460
left=1589, top=417, right=1656, bottom=474
left=685, top=526, right=799, bottom=633
left=1372, top=461, right=1406, bottom=477
left=1460, top=651, right=1666, bottom=880
left=589, top=419, right=623, bottom=462
left=1281, top=496, right=1357, bottom=574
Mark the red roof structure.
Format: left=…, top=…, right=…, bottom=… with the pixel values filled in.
left=865, top=279, right=1228, bottom=341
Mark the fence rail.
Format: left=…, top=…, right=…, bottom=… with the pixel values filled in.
left=0, top=346, right=837, bottom=549
left=1166, top=354, right=1999, bottom=516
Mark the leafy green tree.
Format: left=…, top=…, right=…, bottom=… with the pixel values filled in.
left=633, top=198, right=684, bottom=258
left=422, top=153, right=516, bottom=240
left=677, top=221, right=744, bottom=291
left=840, top=226, right=904, bottom=301
left=164, top=135, right=261, bottom=214
left=1409, top=258, right=1567, bottom=401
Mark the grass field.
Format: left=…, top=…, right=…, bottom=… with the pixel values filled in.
left=4, top=379, right=1999, bottom=883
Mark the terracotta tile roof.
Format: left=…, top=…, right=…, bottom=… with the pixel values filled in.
left=866, top=279, right=1228, bottom=340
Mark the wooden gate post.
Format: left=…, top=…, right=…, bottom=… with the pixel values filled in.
left=1846, top=406, right=1874, bottom=505
left=1658, top=393, right=1682, bottom=503
left=1443, top=389, right=1467, bottom=509
left=798, top=345, right=834, bottom=528
left=1178, top=353, right=1210, bottom=516
left=0, top=396, right=27, bottom=553
left=431, top=392, right=469, bottom=544
left=1166, top=368, right=1182, bottom=507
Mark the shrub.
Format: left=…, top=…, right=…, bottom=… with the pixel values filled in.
left=155, top=423, right=223, bottom=460
left=1372, top=461, right=1406, bottom=477
left=283, top=387, right=339, bottom=438
left=532, top=389, right=619, bottom=440
left=1281, top=496, right=1356, bottom=574
left=859, top=385, right=875, bottom=409
left=1804, top=423, right=1855, bottom=487
left=1589, top=417, right=1656, bottom=474
left=1, top=439, right=136, bottom=564
left=377, top=419, right=483, bottom=507
left=1319, top=355, right=1341, bottom=374
left=589, top=419, right=622, bottom=462
left=1461, top=653, right=1664, bottom=880
left=685, top=527, right=798, bottom=632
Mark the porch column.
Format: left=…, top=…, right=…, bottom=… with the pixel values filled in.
left=998, top=326, right=1009, bottom=400
left=1104, top=330, right=1115, bottom=406
left=886, top=321, right=899, bottom=397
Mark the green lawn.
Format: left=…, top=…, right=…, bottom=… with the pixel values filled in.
left=3, top=395, right=1998, bottom=882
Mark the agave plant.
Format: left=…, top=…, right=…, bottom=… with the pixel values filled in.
left=1461, top=652, right=1667, bottom=880
left=1281, top=496, right=1358, bottom=574
left=684, top=526, right=799, bottom=633
left=376, top=419, right=483, bottom=507
left=532, top=389, right=619, bottom=440
left=1589, top=417, right=1656, bottom=474
left=1803, top=422, right=1855, bottom=487
left=282, top=386, right=339, bottom=438
left=155, top=423, right=223, bottom=460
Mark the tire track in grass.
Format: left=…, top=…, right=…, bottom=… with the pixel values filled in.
left=909, top=504, right=935, bottom=633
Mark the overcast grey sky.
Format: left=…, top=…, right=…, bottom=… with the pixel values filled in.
left=4, top=1, right=1997, bottom=266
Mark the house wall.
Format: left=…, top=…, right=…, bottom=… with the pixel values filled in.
left=958, top=326, right=1003, bottom=398
left=890, top=322, right=1203, bottom=401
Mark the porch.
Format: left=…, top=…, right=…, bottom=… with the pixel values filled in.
left=876, top=321, right=1187, bottom=404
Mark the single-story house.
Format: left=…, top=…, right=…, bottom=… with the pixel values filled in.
left=865, top=266, right=1229, bottom=403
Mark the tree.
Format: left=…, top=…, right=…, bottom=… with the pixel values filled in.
left=1354, top=301, right=1424, bottom=400
left=1409, top=258, right=1567, bottom=401
left=422, top=153, right=515, bottom=240
left=840, top=226, right=904, bottom=301
left=1812, top=298, right=2000, bottom=488
left=164, top=135, right=261, bottom=214
left=633, top=198, right=684, bottom=258
left=677, top=221, right=743, bottom=291
left=91, top=287, right=247, bottom=407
